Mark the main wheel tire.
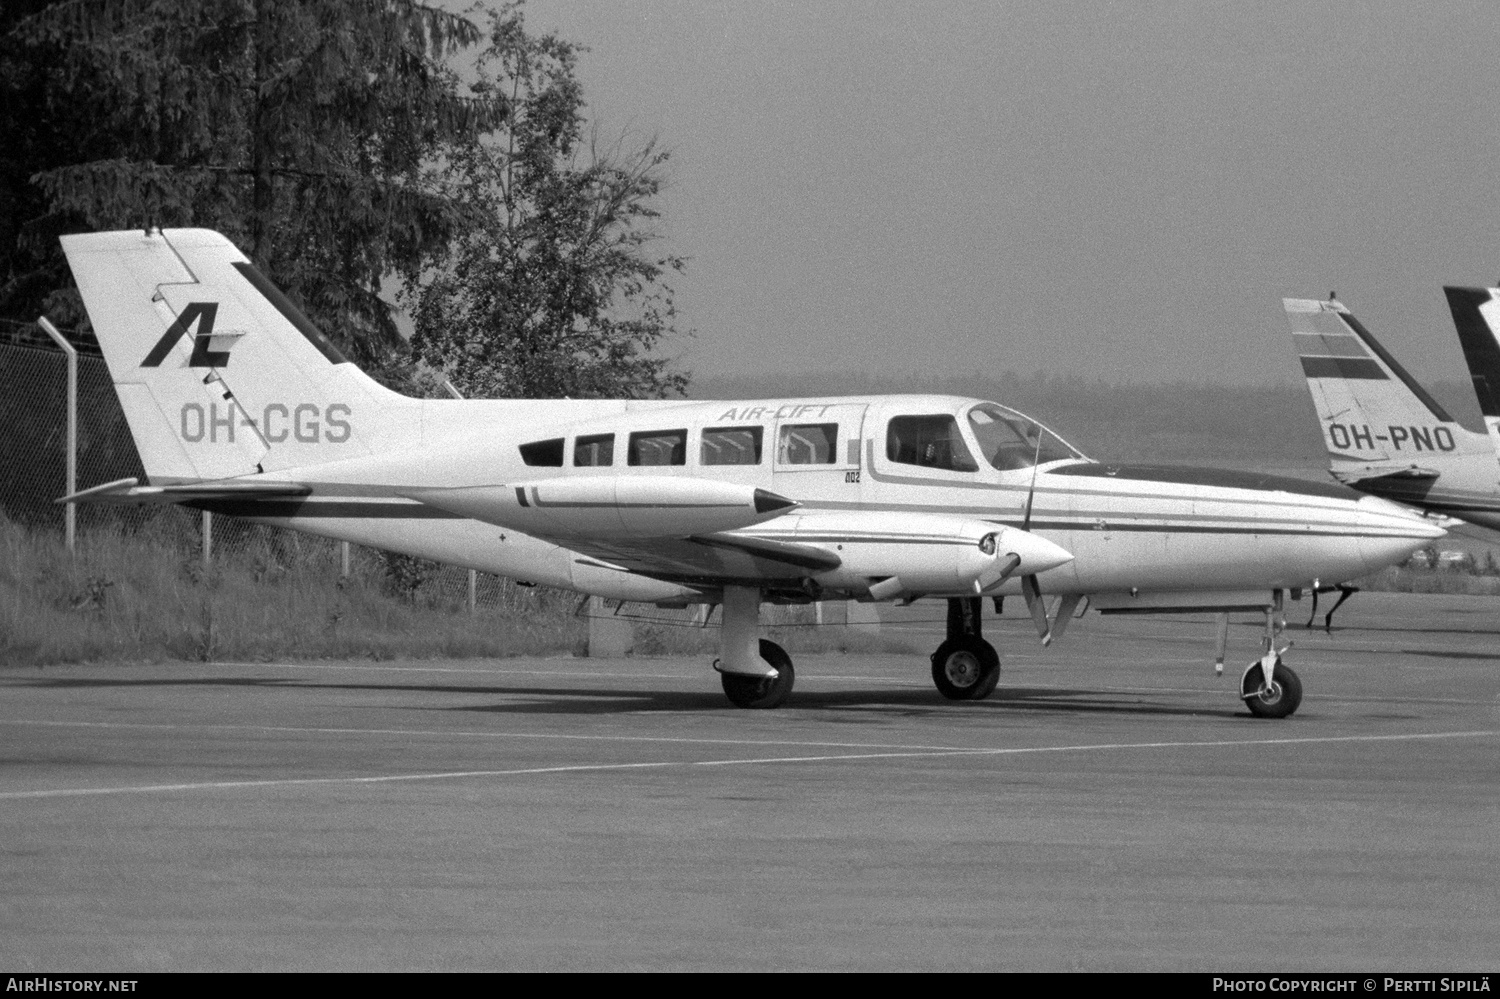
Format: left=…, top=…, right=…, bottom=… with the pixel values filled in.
left=1241, top=659, right=1302, bottom=719
left=931, top=636, right=1001, bottom=701
left=721, top=639, right=795, bottom=709
left=970, top=654, right=1003, bottom=700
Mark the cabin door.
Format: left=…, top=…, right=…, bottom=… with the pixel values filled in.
left=770, top=403, right=868, bottom=507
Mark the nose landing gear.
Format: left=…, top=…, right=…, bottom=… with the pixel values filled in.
left=1241, top=657, right=1302, bottom=718
left=1239, top=591, right=1304, bottom=719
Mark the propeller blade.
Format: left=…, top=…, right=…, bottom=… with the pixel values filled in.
left=1019, top=431, right=1053, bottom=643
left=1022, top=574, right=1052, bottom=645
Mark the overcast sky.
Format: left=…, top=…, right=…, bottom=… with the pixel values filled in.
left=514, top=0, right=1500, bottom=387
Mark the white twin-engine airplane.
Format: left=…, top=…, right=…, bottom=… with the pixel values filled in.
left=59, top=229, right=1443, bottom=717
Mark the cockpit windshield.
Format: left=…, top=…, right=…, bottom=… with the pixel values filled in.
left=966, top=403, right=1085, bottom=471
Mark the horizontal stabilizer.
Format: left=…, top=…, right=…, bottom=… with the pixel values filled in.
left=1330, top=465, right=1440, bottom=484
left=56, top=476, right=311, bottom=505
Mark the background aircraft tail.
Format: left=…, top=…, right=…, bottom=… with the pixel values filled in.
left=1443, top=286, right=1500, bottom=454
left=61, top=228, right=406, bottom=483
left=1284, top=296, right=1488, bottom=483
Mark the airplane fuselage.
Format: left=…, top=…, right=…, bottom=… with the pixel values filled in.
left=189, top=393, right=1443, bottom=606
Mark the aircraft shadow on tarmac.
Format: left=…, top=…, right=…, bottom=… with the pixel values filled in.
left=1401, top=649, right=1500, bottom=661
left=12, top=674, right=1248, bottom=720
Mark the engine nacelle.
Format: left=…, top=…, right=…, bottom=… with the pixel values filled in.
left=737, top=511, right=1073, bottom=598
left=407, top=476, right=798, bottom=540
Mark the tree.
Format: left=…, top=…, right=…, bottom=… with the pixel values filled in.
left=407, top=4, right=689, bottom=400
left=3, top=0, right=502, bottom=368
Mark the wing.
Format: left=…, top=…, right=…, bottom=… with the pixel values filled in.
left=57, top=477, right=311, bottom=504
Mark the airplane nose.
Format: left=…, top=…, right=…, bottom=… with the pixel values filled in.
left=1354, top=495, right=1446, bottom=572
left=995, top=526, right=1074, bottom=574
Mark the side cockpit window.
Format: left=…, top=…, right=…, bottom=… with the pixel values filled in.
left=574, top=433, right=614, bottom=467
left=519, top=437, right=565, bottom=467
left=886, top=415, right=978, bottom=472
left=778, top=423, right=838, bottom=464
left=702, top=426, right=762, bottom=465
left=628, top=429, right=687, bottom=466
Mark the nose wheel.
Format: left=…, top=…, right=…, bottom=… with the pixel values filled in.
left=1241, top=657, right=1302, bottom=718
left=931, top=635, right=1001, bottom=700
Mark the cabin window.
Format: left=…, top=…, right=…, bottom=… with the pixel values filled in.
left=628, top=429, right=687, bottom=466
left=701, top=426, right=763, bottom=465
left=574, top=433, right=614, bottom=467
left=519, top=437, right=565, bottom=467
left=778, top=423, right=838, bottom=464
left=886, top=415, right=978, bottom=472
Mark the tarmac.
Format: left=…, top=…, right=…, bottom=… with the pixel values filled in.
left=2, top=591, right=1497, bottom=971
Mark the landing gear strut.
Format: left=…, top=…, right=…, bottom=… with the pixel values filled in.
left=714, top=585, right=795, bottom=709
left=931, top=597, right=1000, bottom=700
left=1240, top=590, right=1303, bottom=719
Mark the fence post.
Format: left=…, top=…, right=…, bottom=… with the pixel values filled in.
left=37, top=317, right=76, bottom=551
left=468, top=569, right=477, bottom=613
left=341, top=541, right=350, bottom=577
left=202, top=510, right=212, bottom=569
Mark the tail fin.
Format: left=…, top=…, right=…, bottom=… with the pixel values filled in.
left=60, top=228, right=404, bottom=483
left=1284, top=296, right=1487, bottom=482
left=1443, top=286, right=1500, bottom=455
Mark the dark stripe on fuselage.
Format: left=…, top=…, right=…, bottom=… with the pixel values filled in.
left=185, top=498, right=1416, bottom=538
left=1048, top=463, right=1357, bottom=500
left=1443, top=286, right=1500, bottom=419
left=992, top=519, right=1426, bottom=538
left=1299, top=356, right=1387, bottom=380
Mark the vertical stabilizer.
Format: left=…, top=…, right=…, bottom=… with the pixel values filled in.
left=61, top=229, right=408, bottom=483
left=1284, top=296, right=1486, bottom=483
left=1443, top=286, right=1500, bottom=455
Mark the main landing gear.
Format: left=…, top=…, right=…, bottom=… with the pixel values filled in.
left=721, top=639, right=795, bottom=709
left=713, top=586, right=795, bottom=709
left=930, top=597, right=1001, bottom=700
left=1238, top=591, right=1303, bottom=719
